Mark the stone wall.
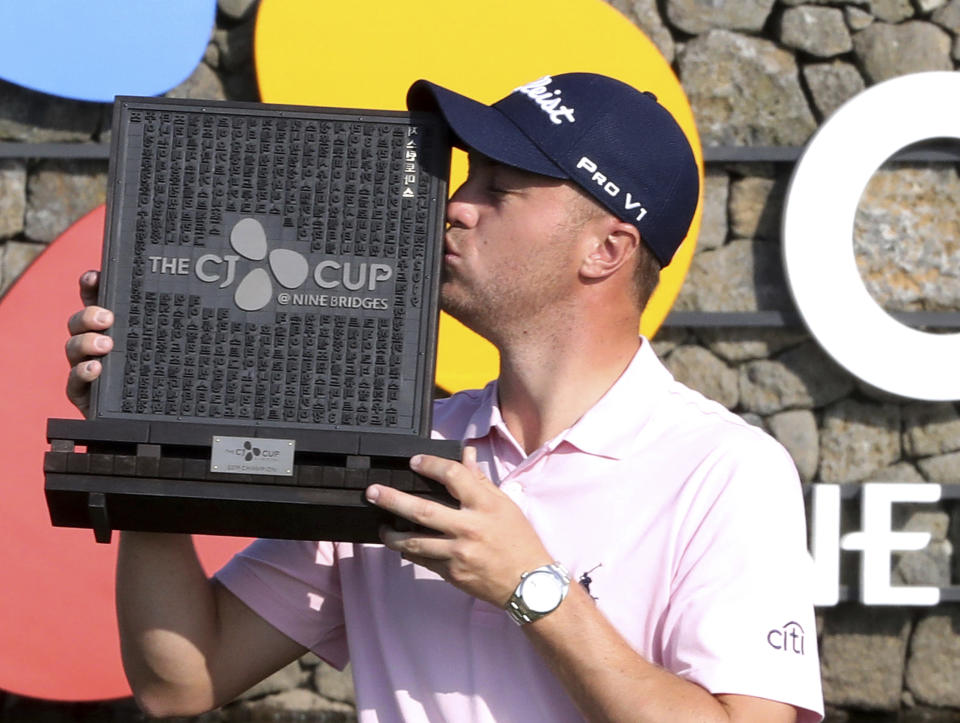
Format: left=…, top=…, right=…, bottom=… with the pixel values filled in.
left=2, top=0, right=960, bottom=720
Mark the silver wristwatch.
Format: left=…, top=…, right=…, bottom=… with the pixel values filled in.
left=504, top=562, right=571, bottom=625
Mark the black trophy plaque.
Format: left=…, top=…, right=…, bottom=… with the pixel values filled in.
left=45, top=96, right=460, bottom=543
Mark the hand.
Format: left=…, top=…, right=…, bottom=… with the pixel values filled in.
left=366, top=447, right=553, bottom=607
left=65, top=270, right=114, bottom=417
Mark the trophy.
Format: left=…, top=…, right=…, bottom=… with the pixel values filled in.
left=45, top=96, right=460, bottom=543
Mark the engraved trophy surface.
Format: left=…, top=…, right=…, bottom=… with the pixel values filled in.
left=45, top=96, right=459, bottom=543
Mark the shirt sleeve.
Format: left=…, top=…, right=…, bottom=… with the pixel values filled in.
left=215, top=538, right=349, bottom=670
left=661, top=430, right=824, bottom=723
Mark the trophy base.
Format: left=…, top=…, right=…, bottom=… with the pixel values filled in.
left=45, top=418, right=460, bottom=543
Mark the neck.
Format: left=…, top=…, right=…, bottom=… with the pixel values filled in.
left=494, top=318, right=641, bottom=455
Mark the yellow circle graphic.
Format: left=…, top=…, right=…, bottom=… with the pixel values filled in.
left=255, top=0, right=702, bottom=393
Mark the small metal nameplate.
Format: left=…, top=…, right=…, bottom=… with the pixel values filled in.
left=210, top=436, right=295, bottom=476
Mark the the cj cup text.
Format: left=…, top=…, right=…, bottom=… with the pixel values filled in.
left=225, top=446, right=281, bottom=459
left=276, top=292, right=389, bottom=310
left=147, top=254, right=394, bottom=292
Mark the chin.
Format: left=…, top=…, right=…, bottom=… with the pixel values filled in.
left=441, top=296, right=495, bottom=341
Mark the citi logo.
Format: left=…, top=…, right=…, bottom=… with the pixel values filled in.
left=514, top=75, right=576, bottom=125
left=767, top=621, right=806, bottom=655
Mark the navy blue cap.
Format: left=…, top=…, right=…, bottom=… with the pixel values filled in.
left=407, top=73, right=699, bottom=267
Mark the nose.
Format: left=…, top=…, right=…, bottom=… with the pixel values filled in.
left=445, top=182, right=479, bottom=229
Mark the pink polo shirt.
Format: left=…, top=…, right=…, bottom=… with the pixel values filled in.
left=216, top=340, right=824, bottom=722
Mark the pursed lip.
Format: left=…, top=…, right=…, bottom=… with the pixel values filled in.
left=443, top=234, right=462, bottom=260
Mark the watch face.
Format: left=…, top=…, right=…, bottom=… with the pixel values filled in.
left=521, top=570, right=563, bottom=613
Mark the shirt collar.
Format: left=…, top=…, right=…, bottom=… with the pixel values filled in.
left=458, top=338, right=672, bottom=461
left=461, top=380, right=503, bottom=443
left=560, top=338, right=672, bottom=460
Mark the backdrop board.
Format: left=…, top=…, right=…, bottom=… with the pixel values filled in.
left=45, top=96, right=460, bottom=543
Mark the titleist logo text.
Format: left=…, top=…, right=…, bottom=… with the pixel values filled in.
left=514, top=76, right=576, bottom=125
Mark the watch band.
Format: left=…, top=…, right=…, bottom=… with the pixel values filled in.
left=504, top=562, right=571, bottom=625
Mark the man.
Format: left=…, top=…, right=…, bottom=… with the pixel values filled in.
left=65, top=73, right=823, bottom=722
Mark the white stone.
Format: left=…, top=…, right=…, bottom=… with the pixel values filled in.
left=853, top=21, right=952, bottom=84
left=0, top=160, right=26, bottom=239
left=845, top=6, right=874, bottom=30
left=854, top=165, right=960, bottom=313
left=802, top=61, right=866, bottom=120
left=665, top=0, right=775, bottom=34
left=918, top=452, right=960, bottom=483
left=697, top=328, right=807, bottom=363
left=768, top=409, right=819, bottom=481
left=664, top=345, right=739, bottom=409
left=24, top=161, right=106, bottom=243
left=697, top=170, right=729, bottom=250
left=902, top=404, right=960, bottom=457
left=218, top=0, right=258, bottom=21
left=906, top=610, right=960, bottom=707
left=675, top=240, right=789, bottom=312
left=819, top=400, right=901, bottom=483
left=869, top=0, right=915, bottom=22
left=729, top=175, right=787, bottom=241
left=0, top=241, right=45, bottom=296
left=780, top=6, right=853, bottom=57
left=677, top=30, right=817, bottom=146
left=821, top=607, right=912, bottom=710
left=606, top=0, right=676, bottom=63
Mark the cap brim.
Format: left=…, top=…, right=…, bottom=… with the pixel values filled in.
left=407, top=80, right=567, bottom=179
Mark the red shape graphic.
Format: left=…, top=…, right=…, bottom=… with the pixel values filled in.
left=0, top=206, right=250, bottom=701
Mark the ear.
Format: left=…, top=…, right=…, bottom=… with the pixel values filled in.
left=579, top=220, right=640, bottom=281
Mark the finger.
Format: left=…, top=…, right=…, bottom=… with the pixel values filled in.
left=65, top=330, right=113, bottom=367
left=365, top=484, right=458, bottom=533
left=66, top=360, right=102, bottom=416
left=67, top=305, right=113, bottom=336
left=393, top=553, right=445, bottom=577
left=379, top=526, right=453, bottom=561
left=462, top=445, right=478, bottom=472
left=410, top=454, right=490, bottom=507
left=79, top=270, right=100, bottom=307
